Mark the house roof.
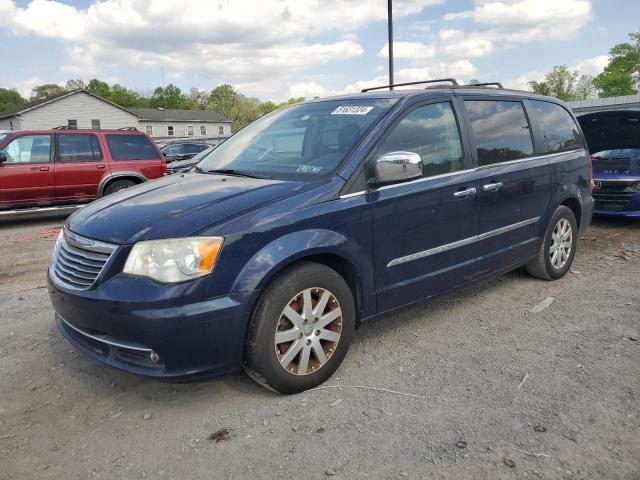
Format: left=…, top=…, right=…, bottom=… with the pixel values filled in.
left=0, top=89, right=139, bottom=120
left=131, top=108, right=231, bottom=123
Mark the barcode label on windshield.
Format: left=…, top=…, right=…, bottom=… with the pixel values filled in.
left=331, top=106, right=374, bottom=115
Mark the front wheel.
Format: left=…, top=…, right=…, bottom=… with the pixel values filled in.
left=526, top=205, right=578, bottom=280
left=244, top=262, right=355, bottom=394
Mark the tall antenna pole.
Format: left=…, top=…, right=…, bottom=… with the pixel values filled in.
left=387, top=0, right=394, bottom=90
left=160, top=66, right=168, bottom=134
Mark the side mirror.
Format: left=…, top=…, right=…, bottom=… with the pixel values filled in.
left=0, top=152, right=6, bottom=164
left=373, top=151, right=422, bottom=185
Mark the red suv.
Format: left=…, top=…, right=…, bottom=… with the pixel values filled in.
left=0, top=129, right=166, bottom=209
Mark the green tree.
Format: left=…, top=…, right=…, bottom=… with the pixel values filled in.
left=594, top=31, right=640, bottom=97
left=65, top=79, right=86, bottom=91
left=206, top=84, right=262, bottom=131
left=0, top=88, right=26, bottom=111
left=149, top=84, right=194, bottom=109
left=86, top=79, right=111, bottom=98
left=188, top=88, right=208, bottom=110
left=30, top=83, right=66, bottom=101
left=528, top=66, right=595, bottom=101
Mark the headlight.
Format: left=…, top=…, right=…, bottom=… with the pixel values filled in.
left=123, top=237, right=223, bottom=283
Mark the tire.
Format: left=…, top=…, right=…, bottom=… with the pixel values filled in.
left=103, top=179, right=136, bottom=196
left=526, top=205, right=578, bottom=280
left=244, top=261, right=356, bottom=394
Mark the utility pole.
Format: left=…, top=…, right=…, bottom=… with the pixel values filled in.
left=388, top=0, right=394, bottom=89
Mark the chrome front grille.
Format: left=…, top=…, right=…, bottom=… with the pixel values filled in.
left=51, top=228, right=117, bottom=290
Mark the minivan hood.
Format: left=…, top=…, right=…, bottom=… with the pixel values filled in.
left=67, top=173, right=306, bottom=244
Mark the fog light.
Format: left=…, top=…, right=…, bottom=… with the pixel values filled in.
left=150, top=351, right=160, bottom=363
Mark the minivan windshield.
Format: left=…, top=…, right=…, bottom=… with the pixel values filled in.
left=196, top=99, right=397, bottom=180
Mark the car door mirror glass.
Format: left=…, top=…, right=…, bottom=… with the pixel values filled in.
left=373, top=151, right=422, bottom=185
left=0, top=152, right=6, bottom=164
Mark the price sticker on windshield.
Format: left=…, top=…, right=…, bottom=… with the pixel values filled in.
left=331, top=106, right=374, bottom=115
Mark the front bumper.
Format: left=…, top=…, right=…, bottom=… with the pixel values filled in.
left=49, top=272, right=258, bottom=379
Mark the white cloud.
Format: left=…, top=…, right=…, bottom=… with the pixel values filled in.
left=378, top=42, right=436, bottom=60
left=572, top=55, right=608, bottom=76
left=287, top=82, right=339, bottom=99
left=0, top=0, right=443, bottom=98
left=504, top=69, right=546, bottom=91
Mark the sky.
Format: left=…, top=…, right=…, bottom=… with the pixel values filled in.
left=0, top=0, right=638, bottom=102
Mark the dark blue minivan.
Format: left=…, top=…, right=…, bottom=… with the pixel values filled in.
left=48, top=79, right=594, bottom=393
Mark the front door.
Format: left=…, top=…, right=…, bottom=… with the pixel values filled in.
left=370, top=100, right=480, bottom=313
left=0, top=134, right=54, bottom=206
left=54, top=133, right=109, bottom=200
left=460, top=98, right=552, bottom=275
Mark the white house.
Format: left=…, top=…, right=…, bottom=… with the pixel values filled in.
left=131, top=108, right=232, bottom=140
left=0, top=90, right=232, bottom=140
left=0, top=90, right=139, bottom=131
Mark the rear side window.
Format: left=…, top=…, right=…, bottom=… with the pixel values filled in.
left=58, top=134, right=102, bottom=162
left=106, top=134, right=159, bottom=160
left=377, top=102, right=464, bottom=177
left=528, top=100, right=584, bottom=154
left=464, top=100, right=534, bottom=166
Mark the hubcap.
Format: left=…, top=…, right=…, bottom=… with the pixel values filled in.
left=549, top=218, right=572, bottom=270
left=274, top=287, right=342, bottom=376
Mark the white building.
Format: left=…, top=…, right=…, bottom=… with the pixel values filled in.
left=0, top=90, right=232, bottom=140
left=132, top=108, right=232, bottom=140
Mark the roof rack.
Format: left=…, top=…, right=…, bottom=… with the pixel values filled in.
left=467, top=82, right=504, bottom=89
left=362, top=78, right=459, bottom=93
left=118, top=127, right=138, bottom=131
left=53, top=125, right=77, bottom=130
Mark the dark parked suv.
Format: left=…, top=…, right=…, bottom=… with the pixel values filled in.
left=48, top=79, right=593, bottom=393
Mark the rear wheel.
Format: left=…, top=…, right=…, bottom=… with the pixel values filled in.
left=244, top=262, right=355, bottom=394
left=104, top=179, right=136, bottom=196
left=526, top=205, right=577, bottom=280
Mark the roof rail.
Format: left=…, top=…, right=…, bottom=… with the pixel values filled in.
left=362, top=78, right=459, bottom=93
left=53, top=125, right=75, bottom=130
left=118, top=127, right=138, bottom=131
left=467, top=82, right=504, bottom=89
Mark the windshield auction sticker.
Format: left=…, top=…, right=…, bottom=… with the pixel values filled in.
left=331, top=106, right=374, bottom=115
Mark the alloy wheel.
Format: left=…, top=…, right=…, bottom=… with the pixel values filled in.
left=274, top=288, right=343, bottom=376
left=549, top=218, right=572, bottom=270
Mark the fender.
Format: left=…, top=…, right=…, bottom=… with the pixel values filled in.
left=541, top=182, right=583, bottom=235
left=97, top=172, right=147, bottom=196
left=230, top=229, right=375, bottom=315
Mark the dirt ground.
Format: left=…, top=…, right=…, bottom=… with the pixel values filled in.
left=0, top=215, right=638, bottom=480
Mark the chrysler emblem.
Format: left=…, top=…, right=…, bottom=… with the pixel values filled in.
left=593, top=181, right=602, bottom=190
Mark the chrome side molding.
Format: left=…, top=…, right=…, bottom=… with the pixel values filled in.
left=387, top=217, right=540, bottom=267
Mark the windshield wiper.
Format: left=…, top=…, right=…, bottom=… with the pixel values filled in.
left=200, top=168, right=273, bottom=179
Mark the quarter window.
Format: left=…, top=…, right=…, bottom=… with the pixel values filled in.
left=528, top=100, right=584, bottom=153
left=105, top=134, right=159, bottom=160
left=377, top=102, right=464, bottom=177
left=58, top=134, right=102, bottom=162
left=1, top=135, right=51, bottom=163
left=464, top=100, right=534, bottom=166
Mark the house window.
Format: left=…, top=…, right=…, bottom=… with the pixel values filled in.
left=218, top=126, right=224, bottom=135
left=91, top=119, right=101, bottom=130
left=145, top=124, right=154, bottom=136
left=167, top=125, right=174, bottom=136
left=200, top=125, right=207, bottom=135
left=187, top=125, right=194, bottom=136
left=68, top=119, right=78, bottom=129
left=9, top=120, right=14, bottom=130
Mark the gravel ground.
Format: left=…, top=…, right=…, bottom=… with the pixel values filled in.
left=0, top=216, right=638, bottom=480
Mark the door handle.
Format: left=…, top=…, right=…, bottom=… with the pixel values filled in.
left=482, top=182, right=503, bottom=192
left=453, top=187, right=477, bottom=198
left=97, top=164, right=106, bottom=169
left=39, top=166, right=50, bottom=172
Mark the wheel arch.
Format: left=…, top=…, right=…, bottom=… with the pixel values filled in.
left=231, top=229, right=372, bottom=325
left=98, top=172, right=147, bottom=197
